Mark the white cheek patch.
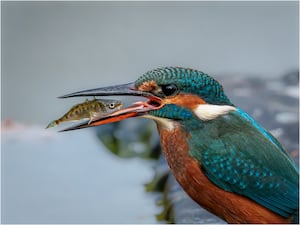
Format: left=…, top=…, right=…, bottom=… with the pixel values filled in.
left=194, top=104, right=236, bottom=121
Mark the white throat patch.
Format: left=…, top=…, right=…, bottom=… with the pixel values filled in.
left=194, top=104, right=236, bottom=121
left=142, top=114, right=176, bottom=130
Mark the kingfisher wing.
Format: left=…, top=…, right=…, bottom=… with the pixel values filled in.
left=190, top=109, right=299, bottom=218
left=201, top=144, right=298, bottom=218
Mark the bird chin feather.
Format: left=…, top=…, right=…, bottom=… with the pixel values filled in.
left=142, top=114, right=176, bottom=130
left=193, top=104, right=236, bottom=121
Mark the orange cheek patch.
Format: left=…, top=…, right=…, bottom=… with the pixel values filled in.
left=138, top=80, right=158, bottom=92
left=164, top=93, right=206, bottom=110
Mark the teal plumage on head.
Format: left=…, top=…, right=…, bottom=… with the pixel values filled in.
left=60, top=66, right=299, bottom=223
left=135, top=67, right=233, bottom=105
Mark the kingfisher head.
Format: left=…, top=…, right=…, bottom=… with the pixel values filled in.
left=59, top=67, right=236, bottom=131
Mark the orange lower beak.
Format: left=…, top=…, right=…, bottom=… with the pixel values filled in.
left=59, top=83, right=162, bottom=132
left=59, top=111, right=139, bottom=132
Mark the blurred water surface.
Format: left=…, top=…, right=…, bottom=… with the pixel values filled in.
left=2, top=123, right=160, bottom=223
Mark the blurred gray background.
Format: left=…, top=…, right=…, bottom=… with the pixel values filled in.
left=2, top=1, right=299, bottom=125
left=1, top=1, right=299, bottom=224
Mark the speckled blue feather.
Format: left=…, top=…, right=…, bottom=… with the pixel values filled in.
left=136, top=67, right=233, bottom=105
left=188, top=110, right=299, bottom=218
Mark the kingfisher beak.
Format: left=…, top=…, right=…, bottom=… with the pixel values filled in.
left=58, top=82, right=162, bottom=132
left=59, top=82, right=150, bottom=99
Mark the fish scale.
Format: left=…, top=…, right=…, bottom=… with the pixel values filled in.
left=46, top=98, right=122, bottom=128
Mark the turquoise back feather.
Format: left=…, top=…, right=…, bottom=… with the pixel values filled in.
left=187, top=110, right=299, bottom=219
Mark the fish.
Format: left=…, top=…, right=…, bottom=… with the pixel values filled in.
left=46, top=98, right=123, bottom=128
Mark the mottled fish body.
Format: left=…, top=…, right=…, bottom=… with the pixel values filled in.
left=46, top=98, right=122, bottom=128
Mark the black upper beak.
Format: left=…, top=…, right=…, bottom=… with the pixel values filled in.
left=57, top=82, right=162, bottom=132
left=58, top=82, right=154, bottom=99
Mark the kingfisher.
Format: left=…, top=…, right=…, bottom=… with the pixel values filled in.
left=59, top=67, right=299, bottom=223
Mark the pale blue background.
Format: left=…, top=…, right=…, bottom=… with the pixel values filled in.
left=1, top=1, right=299, bottom=223
left=2, top=1, right=298, bottom=125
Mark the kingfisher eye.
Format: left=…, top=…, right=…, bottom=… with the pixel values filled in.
left=161, top=84, right=178, bottom=96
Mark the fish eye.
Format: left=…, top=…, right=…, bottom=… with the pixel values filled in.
left=109, top=103, right=115, bottom=109
left=161, top=84, right=178, bottom=96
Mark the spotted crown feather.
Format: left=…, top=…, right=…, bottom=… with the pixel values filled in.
left=135, top=67, right=233, bottom=105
